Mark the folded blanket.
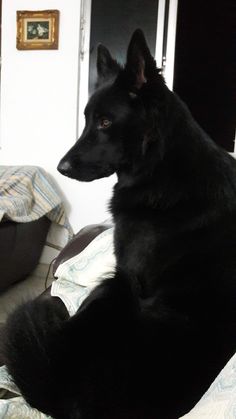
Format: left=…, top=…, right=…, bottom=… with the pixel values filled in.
left=0, top=227, right=236, bottom=418
left=0, top=166, right=73, bottom=238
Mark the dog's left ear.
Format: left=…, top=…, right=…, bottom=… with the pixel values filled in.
left=125, top=29, right=157, bottom=91
left=97, top=44, right=121, bottom=86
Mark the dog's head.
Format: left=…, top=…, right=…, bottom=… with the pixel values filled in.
left=58, top=29, right=165, bottom=182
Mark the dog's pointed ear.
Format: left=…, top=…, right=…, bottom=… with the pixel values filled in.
left=97, top=44, right=120, bottom=86
left=125, top=29, right=157, bottom=91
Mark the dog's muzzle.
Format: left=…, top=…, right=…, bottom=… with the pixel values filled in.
left=57, top=159, right=73, bottom=177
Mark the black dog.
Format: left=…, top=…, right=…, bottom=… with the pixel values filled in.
left=3, top=29, right=236, bottom=419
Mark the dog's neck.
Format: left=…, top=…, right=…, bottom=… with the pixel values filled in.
left=116, top=171, right=135, bottom=187
left=116, top=164, right=156, bottom=189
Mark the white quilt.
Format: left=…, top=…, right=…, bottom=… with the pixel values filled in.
left=0, top=228, right=236, bottom=418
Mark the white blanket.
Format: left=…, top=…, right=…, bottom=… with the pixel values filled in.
left=51, top=227, right=116, bottom=315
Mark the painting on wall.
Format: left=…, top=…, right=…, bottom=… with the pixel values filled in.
left=16, top=10, right=59, bottom=50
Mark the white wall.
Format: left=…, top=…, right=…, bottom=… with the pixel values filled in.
left=0, top=0, right=115, bottom=242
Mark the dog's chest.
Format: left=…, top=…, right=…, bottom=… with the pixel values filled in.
left=114, top=216, right=162, bottom=295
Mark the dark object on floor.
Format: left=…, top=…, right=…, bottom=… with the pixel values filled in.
left=3, top=29, right=236, bottom=419
left=0, top=217, right=50, bottom=292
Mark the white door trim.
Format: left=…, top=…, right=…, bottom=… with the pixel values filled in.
left=164, top=0, right=178, bottom=90
left=77, top=0, right=92, bottom=136
left=155, top=0, right=166, bottom=69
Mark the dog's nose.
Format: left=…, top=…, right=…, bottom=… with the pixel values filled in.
left=57, top=159, right=72, bottom=176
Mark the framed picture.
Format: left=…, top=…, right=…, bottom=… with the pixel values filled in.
left=16, top=10, right=59, bottom=50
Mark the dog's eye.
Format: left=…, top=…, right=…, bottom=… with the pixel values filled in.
left=98, top=118, right=112, bottom=129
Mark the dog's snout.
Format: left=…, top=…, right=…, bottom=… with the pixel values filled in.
left=57, top=159, right=72, bottom=176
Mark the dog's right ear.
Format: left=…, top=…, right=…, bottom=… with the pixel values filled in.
left=97, top=44, right=120, bottom=86
left=124, top=29, right=158, bottom=92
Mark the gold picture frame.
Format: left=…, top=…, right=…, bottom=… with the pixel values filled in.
left=16, top=10, right=59, bottom=50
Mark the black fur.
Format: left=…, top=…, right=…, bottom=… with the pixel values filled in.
left=3, top=29, right=236, bottom=419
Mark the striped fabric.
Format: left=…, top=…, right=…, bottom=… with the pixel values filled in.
left=0, top=166, right=73, bottom=238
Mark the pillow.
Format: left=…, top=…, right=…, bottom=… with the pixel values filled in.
left=51, top=227, right=116, bottom=316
